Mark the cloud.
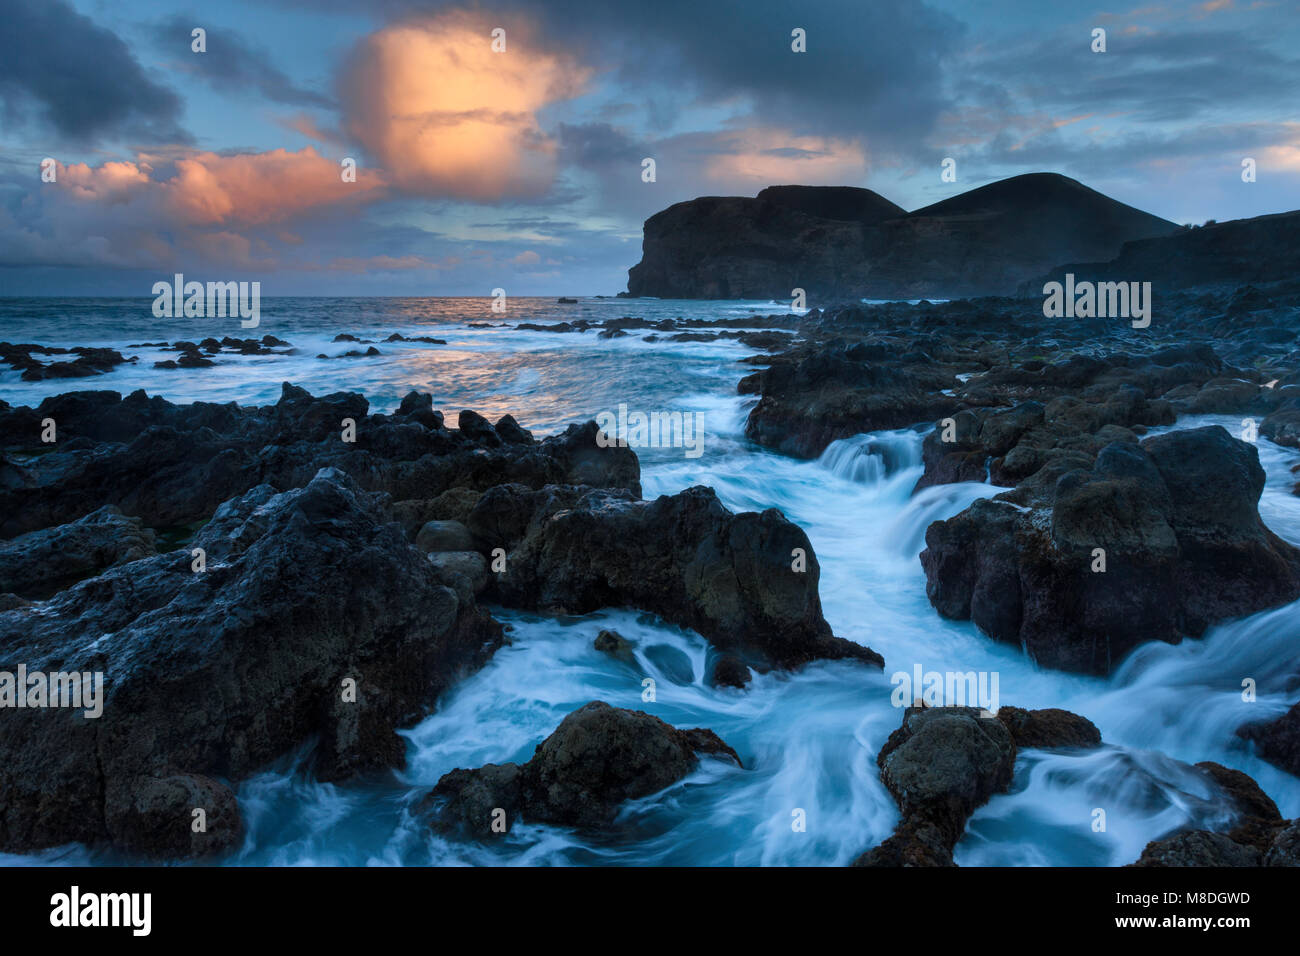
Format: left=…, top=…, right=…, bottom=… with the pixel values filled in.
left=700, top=129, right=870, bottom=188
left=340, top=11, right=590, bottom=200
left=158, top=147, right=385, bottom=225
left=0, top=148, right=386, bottom=275
left=152, top=16, right=335, bottom=109
left=0, top=0, right=189, bottom=145
left=318, top=0, right=962, bottom=154
left=320, top=254, right=462, bottom=273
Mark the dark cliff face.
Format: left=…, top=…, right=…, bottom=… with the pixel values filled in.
left=1031, top=208, right=1300, bottom=292
left=625, top=192, right=886, bottom=301
left=626, top=173, right=1180, bottom=300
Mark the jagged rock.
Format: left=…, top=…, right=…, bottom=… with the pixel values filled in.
left=0, top=387, right=639, bottom=538
left=0, top=505, right=156, bottom=599
left=921, top=427, right=1300, bottom=674
left=426, top=701, right=740, bottom=832
left=1129, top=761, right=1295, bottom=866
left=995, top=706, right=1102, bottom=749
left=1131, top=830, right=1263, bottom=867
left=103, top=773, right=243, bottom=860
left=853, top=706, right=1016, bottom=867
left=742, top=348, right=952, bottom=458
left=475, top=483, right=882, bottom=669
left=0, top=468, right=505, bottom=858
left=1266, top=820, right=1300, bottom=866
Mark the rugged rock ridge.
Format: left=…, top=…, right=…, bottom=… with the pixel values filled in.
left=1031, top=208, right=1300, bottom=294
left=0, top=468, right=505, bottom=857
left=627, top=173, right=1178, bottom=299
left=0, top=385, right=640, bottom=538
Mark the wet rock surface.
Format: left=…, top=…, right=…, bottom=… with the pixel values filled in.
left=994, top=706, right=1103, bottom=750
left=1129, top=761, right=1299, bottom=867
left=854, top=706, right=1017, bottom=867
left=0, top=385, right=639, bottom=537
left=719, top=278, right=1300, bottom=677
left=1236, top=700, right=1300, bottom=778
left=0, top=380, right=867, bottom=859
left=425, top=701, right=741, bottom=832
left=471, top=482, right=883, bottom=669
left=0, top=505, right=157, bottom=599
left=0, top=467, right=505, bottom=858
left=920, top=426, right=1300, bottom=674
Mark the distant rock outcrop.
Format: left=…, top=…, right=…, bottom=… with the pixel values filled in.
left=626, top=173, right=1178, bottom=299
left=1031, top=208, right=1300, bottom=293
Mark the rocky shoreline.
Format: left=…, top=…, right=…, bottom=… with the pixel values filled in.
left=2, top=277, right=1298, bottom=865
left=0, top=382, right=874, bottom=858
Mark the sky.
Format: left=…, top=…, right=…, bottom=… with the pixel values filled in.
left=0, top=0, right=1297, bottom=296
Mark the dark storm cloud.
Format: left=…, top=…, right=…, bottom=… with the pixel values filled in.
left=153, top=15, right=336, bottom=109
left=541, top=0, right=963, bottom=148
left=996, top=25, right=1300, bottom=124
left=558, top=123, right=644, bottom=168
left=273, top=0, right=963, bottom=151
left=0, top=0, right=190, bottom=144
left=943, top=21, right=1300, bottom=150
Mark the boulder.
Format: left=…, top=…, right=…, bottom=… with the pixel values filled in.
left=426, top=701, right=741, bottom=833
left=995, top=706, right=1102, bottom=749
left=476, top=483, right=883, bottom=669
left=921, top=427, right=1300, bottom=674
left=854, top=706, right=1016, bottom=867
left=415, top=519, right=475, bottom=553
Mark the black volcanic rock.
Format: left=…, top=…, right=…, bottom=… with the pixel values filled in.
left=0, top=505, right=157, bottom=599
left=1129, top=761, right=1298, bottom=867
left=0, top=386, right=639, bottom=538
left=472, top=483, right=882, bottom=670
left=1237, top=700, right=1300, bottom=778
left=0, top=467, right=506, bottom=858
left=920, top=426, right=1300, bottom=674
left=1034, top=208, right=1300, bottom=294
left=627, top=173, right=1177, bottom=299
left=995, top=706, right=1102, bottom=750
left=425, top=701, right=741, bottom=833
left=741, top=345, right=957, bottom=458
left=853, top=706, right=1016, bottom=867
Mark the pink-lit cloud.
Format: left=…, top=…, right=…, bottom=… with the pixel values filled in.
left=341, top=12, right=590, bottom=200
